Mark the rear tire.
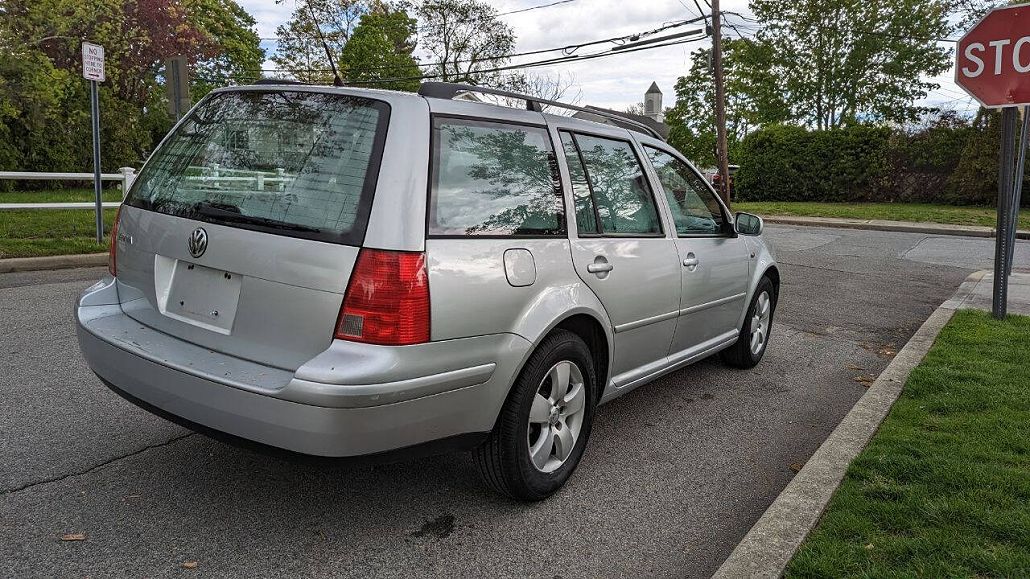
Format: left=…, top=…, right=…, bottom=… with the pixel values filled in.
left=721, top=276, right=777, bottom=369
left=473, top=329, right=597, bottom=501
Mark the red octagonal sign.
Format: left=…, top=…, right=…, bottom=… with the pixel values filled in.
left=956, top=2, right=1030, bottom=108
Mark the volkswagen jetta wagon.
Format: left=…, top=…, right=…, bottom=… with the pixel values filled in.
left=76, top=82, right=779, bottom=501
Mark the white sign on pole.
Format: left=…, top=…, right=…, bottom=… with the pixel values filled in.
left=82, top=42, right=105, bottom=82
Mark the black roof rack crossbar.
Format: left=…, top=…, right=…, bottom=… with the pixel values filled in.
left=418, top=82, right=665, bottom=141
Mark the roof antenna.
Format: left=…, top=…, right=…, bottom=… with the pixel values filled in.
left=304, top=2, right=345, bottom=86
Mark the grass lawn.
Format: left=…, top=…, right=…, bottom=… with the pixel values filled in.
left=0, top=189, right=121, bottom=258
left=0, top=208, right=116, bottom=259
left=734, top=201, right=1030, bottom=231
left=787, top=310, right=1030, bottom=577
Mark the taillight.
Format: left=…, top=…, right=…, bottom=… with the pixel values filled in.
left=334, top=249, right=430, bottom=346
left=108, top=206, right=121, bottom=276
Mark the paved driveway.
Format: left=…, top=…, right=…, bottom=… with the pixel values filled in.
left=2, top=227, right=1021, bottom=578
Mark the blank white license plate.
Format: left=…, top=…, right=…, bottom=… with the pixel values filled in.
left=162, top=260, right=242, bottom=334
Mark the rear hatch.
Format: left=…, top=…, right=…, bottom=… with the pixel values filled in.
left=113, top=88, right=390, bottom=370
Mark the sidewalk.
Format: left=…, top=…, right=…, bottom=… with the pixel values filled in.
left=945, top=271, right=1030, bottom=315
left=762, top=215, right=1030, bottom=240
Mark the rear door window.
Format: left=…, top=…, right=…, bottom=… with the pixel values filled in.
left=559, top=132, right=662, bottom=236
left=125, top=90, right=389, bottom=245
left=429, top=118, right=565, bottom=237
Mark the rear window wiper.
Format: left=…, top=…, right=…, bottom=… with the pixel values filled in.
left=191, top=202, right=322, bottom=233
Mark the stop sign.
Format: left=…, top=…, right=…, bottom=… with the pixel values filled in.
left=956, top=3, right=1030, bottom=107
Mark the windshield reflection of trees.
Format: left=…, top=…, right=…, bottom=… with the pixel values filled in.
left=137, top=92, right=375, bottom=216
left=576, top=139, right=655, bottom=234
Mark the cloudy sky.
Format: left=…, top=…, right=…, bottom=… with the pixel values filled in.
left=235, top=0, right=977, bottom=115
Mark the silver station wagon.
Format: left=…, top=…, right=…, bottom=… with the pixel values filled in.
left=76, top=82, right=779, bottom=501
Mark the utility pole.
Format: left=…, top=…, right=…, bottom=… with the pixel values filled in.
left=711, top=0, right=731, bottom=206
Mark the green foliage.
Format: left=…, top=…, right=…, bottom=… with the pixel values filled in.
left=947, top=108, right=1003, bottom=205
left=884, top=112, right=974, bottom=203
left=188, top=0, right=266, bottom=94
left=0, top=0, right=263, bottom=179
left=339, top=6, right=421, bottom=91
left=666, top=38, right=789, bottom=168
left=416, top=0, right=517, bottom=85
left=751, top=0, right=952, bottom=129
left=273, top=0, right=367, bottom=84
left=735, top=124, right=892, bottom=202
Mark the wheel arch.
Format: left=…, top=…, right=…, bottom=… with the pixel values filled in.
left=512, top=305, right=614, bottom=405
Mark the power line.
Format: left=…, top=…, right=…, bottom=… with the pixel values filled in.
left=496, top=0, right=578, bottom=17
left=263, top=17, right=707, bottom=78
left=195, top=29, right=711, bottom=87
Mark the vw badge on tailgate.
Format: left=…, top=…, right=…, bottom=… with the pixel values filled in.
left=187, top=227, right=208, bottom=258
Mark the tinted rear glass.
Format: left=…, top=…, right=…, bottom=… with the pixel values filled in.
left=126, top=90, right=389, bottom=245
left=428, top=118, right=564, bottom=237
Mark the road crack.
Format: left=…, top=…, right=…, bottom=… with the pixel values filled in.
left=1, top=433, right=196, bottom=496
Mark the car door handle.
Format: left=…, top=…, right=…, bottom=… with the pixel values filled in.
left=682, top=252, right=699, bottom=270
left=587, top=262, right=614, bottom=274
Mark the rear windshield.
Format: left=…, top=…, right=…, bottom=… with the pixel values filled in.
left=125, top=90, right=389, bottom=245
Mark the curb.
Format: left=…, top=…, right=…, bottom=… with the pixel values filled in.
left=0, top=253, right=107, bottom=274
left=712, top=270, right=987, bottom=579
left=762, top=216, right=1030, bottom=240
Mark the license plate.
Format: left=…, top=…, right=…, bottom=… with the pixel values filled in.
left=159, top=259, right=242, bottom=334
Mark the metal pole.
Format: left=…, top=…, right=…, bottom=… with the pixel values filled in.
left=1007, top=105, right=1028, bottom=275
left=711, top=0, right=731, bottom=207
left=993, top=106, right=1018, bottom=319
left=90, top=79, right=103, bottom=244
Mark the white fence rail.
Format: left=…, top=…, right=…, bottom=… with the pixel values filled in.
left=0, top=168, right=136, bottom=211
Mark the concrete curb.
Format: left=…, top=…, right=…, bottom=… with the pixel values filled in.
left=712, top=270, right=987, bottom=579
left=762, top=215, right=1030, bottom=240
left=0, top=253, right=107, bottom=274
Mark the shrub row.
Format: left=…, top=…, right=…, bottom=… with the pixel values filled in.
left=733, top=114, right=1029, bottom=206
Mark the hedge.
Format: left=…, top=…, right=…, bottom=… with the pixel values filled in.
left=734, top=124, right=892, bottom=203
left=732, top=117, right=1029, bottom=206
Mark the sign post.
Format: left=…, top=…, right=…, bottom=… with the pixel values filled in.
left=82, top=42, right=106, bottom=244
left=164, top=56, right=191, bottom=120
left=955, top=3, right=1030, bottom=319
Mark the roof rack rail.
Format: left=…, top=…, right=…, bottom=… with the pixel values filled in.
left=417, top=82, right=665, bottom=141
left=252, top=78, right=310, bottom=86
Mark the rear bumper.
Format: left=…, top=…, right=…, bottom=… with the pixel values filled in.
left=75, top=278, right=531, bottom=457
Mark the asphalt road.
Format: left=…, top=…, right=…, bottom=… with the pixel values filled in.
left=2, top=227, right=1025, bottom=578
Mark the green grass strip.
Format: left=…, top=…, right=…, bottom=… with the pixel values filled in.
left=735, top=202, right=1030, bottom=231
left=787, top=310, right=1030, bottom=578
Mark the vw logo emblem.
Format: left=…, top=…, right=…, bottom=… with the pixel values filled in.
left=187, top=227, right=208, bottom=258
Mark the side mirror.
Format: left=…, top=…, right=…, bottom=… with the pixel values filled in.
left=734, top=212, right=763, bottom=236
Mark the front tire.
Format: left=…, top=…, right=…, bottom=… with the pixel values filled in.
left=721, top=276, right=777, bottom=369
left=473, top=329, right=597, bottom=501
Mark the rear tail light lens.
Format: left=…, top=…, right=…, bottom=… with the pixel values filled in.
left=108, top=206, right=121, bottom=276
left=335, top=249, right=430, bottom=346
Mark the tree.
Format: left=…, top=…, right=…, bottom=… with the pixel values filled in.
left=0, top=0, right=264, bottom=174
left=624, top=103, right=645, bottom=115
left=339, top=5, right=421, bottom=91
left=416, top=0, right=516, bottom=86
left=750, top=0, right=952, bottom=129
left=188, top=0, right=265, bottom=94
left=665, top=38, right=788, bottom=168
left=273, top=0, right=367, bottom=84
